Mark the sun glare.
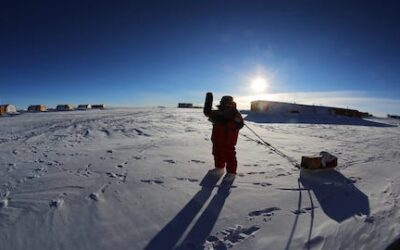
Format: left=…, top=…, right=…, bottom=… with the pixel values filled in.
left=251, top=77, right=268, bottom=92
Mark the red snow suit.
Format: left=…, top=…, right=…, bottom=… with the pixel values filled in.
left=206, top=101, right=244, bottom=174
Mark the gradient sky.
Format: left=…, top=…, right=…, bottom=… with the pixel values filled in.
left=1, top=0, right=400, bottom=116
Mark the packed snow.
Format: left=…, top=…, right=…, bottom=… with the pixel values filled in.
left=0, top=108, right=399, bottom=250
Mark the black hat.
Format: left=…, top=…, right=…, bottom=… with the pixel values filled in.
left=220, top=96, right=234, bottom=106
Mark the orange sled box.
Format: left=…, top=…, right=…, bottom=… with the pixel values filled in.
left=301, top=155, right=322, bottom=169
left=301, top=152, right=338, bottom=169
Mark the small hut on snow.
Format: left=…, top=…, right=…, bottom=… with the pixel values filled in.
left=77, top=104, right=91, bottom=110
left=0, top=104, right=17, bottom=116
left=56, top=104, right=74, bottom=111
left=28, top=105, right=47, bottom=112
left=178, top=103, right=193, bottom=108
left=91, top=104, right=105, bottom=109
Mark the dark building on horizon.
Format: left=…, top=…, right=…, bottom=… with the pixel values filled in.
left=178, top=103, right=193, bottom=108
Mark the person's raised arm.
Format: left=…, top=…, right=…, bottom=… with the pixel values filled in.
left=203, top=92, right=213, bottom=117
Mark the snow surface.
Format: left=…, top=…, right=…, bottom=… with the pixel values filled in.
left=0, top=108, right=399, bottom=250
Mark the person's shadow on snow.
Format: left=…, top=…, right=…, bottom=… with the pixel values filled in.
left=299, top=169, right=370, bottom=222
left=145, top=170, right=234, bottom=250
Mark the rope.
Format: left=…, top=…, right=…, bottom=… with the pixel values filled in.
left=243, top=123, right=300, bottom=168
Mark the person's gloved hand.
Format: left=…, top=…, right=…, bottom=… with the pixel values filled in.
left=204, top=92, right=213, bottom=116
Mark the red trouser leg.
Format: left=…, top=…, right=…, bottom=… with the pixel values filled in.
left=224, top=144, right=237, bottom=174
left=212, top=142, right=226, bottom=168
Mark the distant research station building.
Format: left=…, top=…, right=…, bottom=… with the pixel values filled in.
left=56, top=104, right=74, bottom=111
left=28, top=105, right=48, bottom=112
left=250, top=100, right=370, bottom=118
left=178, top=103, right=193, bottom=108
left=91, top=104, right=105, bottom=109
left=0, top=104, right=17, bottom=116
left=77, top=104, right=92, bottom=110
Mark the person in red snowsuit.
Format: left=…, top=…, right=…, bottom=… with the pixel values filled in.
left=204, top=93, right=244, bottom=174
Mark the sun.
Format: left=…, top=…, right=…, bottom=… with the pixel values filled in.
left=250, top=77, right=268, bottom=92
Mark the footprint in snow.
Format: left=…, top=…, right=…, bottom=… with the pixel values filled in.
left=89, top=192, right=100, bottom=201
left=247, top=171, right=265, bottom=175
left=253, top=182, right=272, bottom=187
left=36, top=159, right=45, bottom=163
left=185, top=127, right=196, bottom=132
left=0, top=199, right=9, bottom=208
left=190, top=160, right=206, bottom=164
left=106, top=172, right=127, bottom=182
left=75, top=165, right=92, bottom=177
left=176, top=177, right=199, bottom=182
left=364, top=215, right=375, bottom=223
left=7, top=163, right=17, bottom=172
left=243, top=163, right=259, bottom=167
left=276, top=173, right=291, bottom=177
left=291, top=209, right=307, bottom=215
left=106, top=172, right=118, bottom=178
left=304, top=206, right=317, bottom=211
left=26, top=166, right=48, bottom=179
left=164, top=159, right=176, bottom=164
left=348, top=176, right=362, bottom=183
left=204, top=225, right=261, bottom=249
left=89, top=183, right=111, bottom=201
left=222, top=225, right=260, bottom=244
left=101, top=129, right=111, bottom=136
left=134, top=128, right=151, bottom=137
left=248, top=207, right=280, bottom=218
left=49, top=198, right=64, bottom=208
left=141, top=179, right=164, bottom=185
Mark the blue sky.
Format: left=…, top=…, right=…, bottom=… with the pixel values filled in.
left=1, top=0, right=400, bottom=116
